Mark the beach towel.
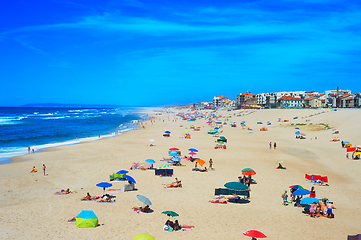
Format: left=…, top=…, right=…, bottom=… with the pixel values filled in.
left=210, top=201, right=227, bottom=204
left=107, top=189, right=124, bottom=193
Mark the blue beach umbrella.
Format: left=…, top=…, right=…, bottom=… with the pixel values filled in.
left=116, top=170, right=129, bottom=174
left=124, top=175, right=136, bottom=184
left=96, top=182, right=112, bottom=193
left=188, top=148, right=198, bottom=152
left=169, top=151, right=177, bottom=154
left=295, top=132, right=300, bottom=135
left=145, top=159, right=156, bottom=164
left=165, top=131, right=171, bottom=134
left=169, top=152, right=179, bottom=156
left=300, top=197, right=319, bottom=205
left=137, top=195, right=152, bottom=205
left=295, top=127, right=300, bottom=129
left=248, top=129, right=253, bottom=131
left=293, top=189, right=311, bottom=196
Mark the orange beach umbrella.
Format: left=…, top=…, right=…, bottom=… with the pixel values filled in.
left=195, top=159, right=205, bottom=167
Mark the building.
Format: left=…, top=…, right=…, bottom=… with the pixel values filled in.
left=256, top=93, right=277, bottom=108
left=278, top=96, right=304, bottom=108
left=236, top=92, right=254, bottom=108
left=213, top=96, right=231, bottom=108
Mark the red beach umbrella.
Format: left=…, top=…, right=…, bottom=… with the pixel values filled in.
left=189, top=152, right=197, bottom=155
left=243, top=230, right=267, bottom=239
left=242, top=170, right=256, bottom=176
left=169, top=148, right=179, bottom=151
left=347, top=147, right=356, bottom=152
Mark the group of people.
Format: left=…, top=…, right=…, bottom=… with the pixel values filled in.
left=269, top=142, right=277, bottom=149
left=164, top=219, right=194, bottom=231
left=238, top=175, right=253, bottom=189
left=30, top=164, right=46, bottom=176
left=282, top=187, right=335, bottom=218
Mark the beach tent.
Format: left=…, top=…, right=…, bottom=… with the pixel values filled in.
left=76, top=210, right=98, bottom=228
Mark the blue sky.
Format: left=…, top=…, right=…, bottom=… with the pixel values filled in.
left=1, top=0, right=360, bottom=106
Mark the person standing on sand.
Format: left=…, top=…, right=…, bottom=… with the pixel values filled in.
left=274, top=142, right=277, bottom=149
left=269, top=142, right=272, bottom=149
left=28, top=147, right=30, bottom=153
left=209, top=159, right=213, bottom=169
left=282, top=191, right=288, bottom=206
left=43, top=164, right=46, bottom=176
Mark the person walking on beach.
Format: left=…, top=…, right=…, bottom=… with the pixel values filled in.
left=43, top=164, right=46, bottom=176
left=269, top=142, right=272, bottom=149
left=28, top=147, right=30, bottom=153
left=274, top=142, right=277, bottom=149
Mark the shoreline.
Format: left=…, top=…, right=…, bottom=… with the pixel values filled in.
left=1, top=108, right=158, bottom=165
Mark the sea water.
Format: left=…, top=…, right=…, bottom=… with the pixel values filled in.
left=0, top=106, right=149, bottom=164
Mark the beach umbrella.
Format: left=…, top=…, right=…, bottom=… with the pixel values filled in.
left=293, top=189, right=311, bottom=196
left=162, top=211, right=179, bottom=218
left=184, top=130, right=189, bottom=133
left=295, top=132, right=300, bottom=135
left=241, top=168, right=255, bottom=173
left=343, top=141, right=350, bottom=144
left=96, top=182, right=112, bottom=193
left=145, top=159, right=156, bottom=164
left=159, top=164, right=170, bottom=169
left=242, top=170, right=256, bottom=176
left=300, top=133, right=306, bottom=136
left=188, top=148, right=198, bottom=152
left=124, top=175, right=136, bottom=184
left=195, top=159, right=205, bottom=167
left=116, top=170, right=128, bottom=174
left=165, top=131, right=171, bottom=134
left=189, top=152, right=197, bottom=155
left=289, top=185, right=306, bottom=190
left=171, top=156, right=181, bottom=162
left=277, top=159, right=285, bottom=164
left=295, top=127, right=300, bottom=129
left=76, top=210, right=98, bottom=228
left=169, top=152, right=179, bottom=156
left=243, top=230, right=267, bottom=239
left=169, top=148, right=179, bottom=151
left=248, top=129, right=253, bottom=131
left=300, top=197, right=319, bottom=205
left=149, top=139, right=155, bottom=142
left=354, top=152, right=361, bottom=156
left=133, top=233, right=155, bottom=240
left=136, top=194, right=152, bottom=205
left=224, top=182, right=248, bottom=190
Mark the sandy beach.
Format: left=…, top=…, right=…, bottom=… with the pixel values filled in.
left=1, top=108, right=361, bottom=239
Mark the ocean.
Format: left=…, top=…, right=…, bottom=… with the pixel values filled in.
left=0, top=106, right=150, bottom=164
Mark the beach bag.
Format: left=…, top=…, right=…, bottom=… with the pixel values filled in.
left=163, top=225, right=173, bottom=232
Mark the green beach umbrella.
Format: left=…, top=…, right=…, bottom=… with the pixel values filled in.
left=133, top=233, right=155, bottom=240
left=241, top=168, right=255, bottom=173
left=162, top=211, right=179, bottom=218
left=224, top=182, right=248, bottom=190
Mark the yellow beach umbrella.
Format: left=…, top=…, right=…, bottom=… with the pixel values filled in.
left=354, top=152, right=361, bottom=156
left=184, top=130, right=189, bottom=133
left=134, top=233, right=155, bottom=240
left=277, top=159, right=285, bottom=163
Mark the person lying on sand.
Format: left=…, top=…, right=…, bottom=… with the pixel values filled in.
left=312, top=179, right=329, bottom=186
left=81, top=192, right=99, bottom=201
left=132, top=205, right=151, bottom=213
left=97, top=195, right=112, bottom=202
left=174, top=220, right=195, bottom=230
left=209, top=194, right=240, bottom=203
left=54, top=188, right=71, bottom=195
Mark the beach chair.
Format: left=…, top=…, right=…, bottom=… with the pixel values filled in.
left=124, top=182, right=135, bottom=191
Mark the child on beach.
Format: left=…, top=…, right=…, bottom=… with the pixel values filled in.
left=43, top=164, right=46, bottom=176
left=30, top=166, right=37, bottom=173
left=209, top=159, right=213, bottom=169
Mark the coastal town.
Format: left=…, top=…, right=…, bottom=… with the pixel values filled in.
left=190, top=88, right=361, bottom=110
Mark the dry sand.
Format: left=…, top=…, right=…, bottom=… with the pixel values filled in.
left=1, top=108, right=361, bottom=239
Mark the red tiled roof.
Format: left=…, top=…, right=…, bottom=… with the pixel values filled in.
left=279, top=96, right=303, bottom=101
left=241, top=93, right=254, bottom=96
left=321, top=99, right=325, bottom=103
